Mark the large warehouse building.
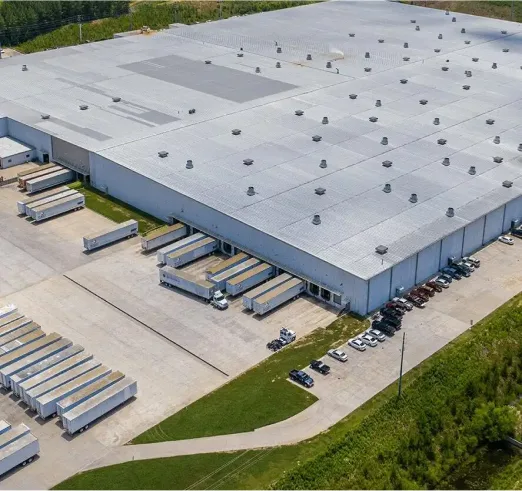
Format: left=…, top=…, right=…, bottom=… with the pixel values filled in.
left=1, top=1, right=522, bottom=314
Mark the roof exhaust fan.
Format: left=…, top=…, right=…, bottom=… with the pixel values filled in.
left=22, top=64, right=28, bottom=71
left=442, top=157, right=450, bottom=166
left=319, top=159, right=327, bottom=168
left=503, top=180, right=513, bottom=188
left=232, top=129, right=242, bottom=135
left=468, top=166, right=476, bottom=175
left=315, top=187, right=326, bottom=195
left=247, top=186, right=255, bottom=196
left=409, top=193, right=418, bottom=203
left=383, top=183, right=391, bottom=193
left=112, top=97, right=121, bottom=103
left=382, top=160, right=392, bottom=168
left=158, top=151, right=168, bottom=158
left=446, top=207, right=455, bottom=218
left=186, top=159, right=194, bottom=169
left=375, top=245, right=388, bottom=255
left=494, top=136, right=500, bottom=144
left=41, top=114, right=50, bottom=120
left=312, top=214, right=321, bottom=225
left=243, top=158, right=254, bottom=166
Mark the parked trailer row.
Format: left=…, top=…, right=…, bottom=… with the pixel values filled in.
left=0, top=318, right=34, bottom=338
left=209, top=258, right=260, bottom=291
left=17, top=163, right=56, bottom=179
left=166, top=237, right=218, bottom=267
left=141, top=223, right=187, bottom=251
left=25, top=189, right=79, bottom=218
left=83, top=219, right=138, bottom=251
left=0, top=333, right=62, bottom=370
left=26, top=169, right=74, bottom=193
left=32, top=194, right=85, bottom=222
left=252, top=278, right=306, bottom=316
left=0, top=324, right=40, bottom=348
left=0, top=312, right=23, bottom=328
left=0, top=329, right=45, bottom=355
left=156, top=232, right=206, bottom=263
left=22, top=357, right=99, bottom=408
left=10, top=345, right=84, bottom=396
left=16, top=186, right=69, bottom=215
left=160, top=266, right=216, bottom=300
left=226, top=263, right=275, bottom=296
left=205, top=253, right=249, bottom=280
left=18, top=165, right=61, bottom=190
left=242, top=273, right=292, bottom=310
left=0, top=432, right=39, bottom=476
left=62, top=377, right=137, bottom=435
left=0, top=305, right=17, bottom=320
left=0, top=338, right=72, bottom=388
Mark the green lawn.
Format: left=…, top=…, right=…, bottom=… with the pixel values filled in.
left=69, top=181, right=164, bottom=235
left=132, top=314, right=367, bottom=443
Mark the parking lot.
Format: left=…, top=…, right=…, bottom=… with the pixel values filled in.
left=0, top=182, right=336, bottom=488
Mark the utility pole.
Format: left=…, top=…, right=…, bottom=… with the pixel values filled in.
left=511, top=0, right=515, bottom=21
left=78, top=15, right=82, bottom=44
left=398, top=332, right=405, bottom=398
left=219, top=1, right=222, bottom=20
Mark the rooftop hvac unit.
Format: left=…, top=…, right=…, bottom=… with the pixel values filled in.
left=465, top=40, right=471, bottom=45
left=243, top=158, right=254, bottom=166
left=419, top=99, right=428, bottom=105
left=461, top=28, right=466, bottom=33
left=295, top=110, right=304, bottom=116
left=378, top=39, right=384, bottom=43
left=205, top=60, right=212, bottom=64
left=433, top=118, right=440, bottom=125
left=375, top=100, right=382, bottom=107
left=434, top=49, right=441, bottom=53
left=349, top=94, right=358, bottom=99
left=322, top=117, right=329, bottom=125
left=247, top=186, right=255, bottom=196
left=501, top=30, right=507, bottom=34
left=112, top=97, right=121, bottom=102
left=382, top=160, right=392, bottom=168
left=188, top=108, right=196, bottom=114
left=503, top=180, right=513, bottom=188
left=437, top=138, right=447, bottom=145
left=493, top=156, right=503, bottom=163
left=494, top=136, right=500, bottom=144
left=369, top=116, right=378, bottom=123
left=486, top=119, right=495, bottom=125
left=326, top=61, right=332, bottom=68
left=186, top=160, right=193, bottom=169
left=231, top=129, right=241, bottom=135
left=315, top=187, right=326, bottom=195
left=158, top=151, right=168, bottom=158
left=442, top=66, right=449, bottom=72
left=375, top=245, right=388, bottom=255
left=276, top=62, right=281, bottom=68
left=79, top=105, right=88, bottom=110
left=255, top=67, right=261, bottom=73
left=462, top=85, right=470, bottom=90
left=400, top=79, right=408, bottom=84
left=312, top=135, right=322, bottom=142
left=319, top=159, right=327, bottom=169
left=403, top=57, right=410, bottom=61
left=381, top=137, right=388, bottom=145
left=349, top=33, right=355, bottom=37
left=442, top=157, right=450, bottom=166
left=41, top=114, right=50, bottom=120
left=364, top=67, right=372, bottom=72
left=472, top=57, right=479, bottom=62
left=468, top=166, right=476, bottom=175
left=276, top=47, right=282, bottom=54
left=22, top=64, right=28, bottom=71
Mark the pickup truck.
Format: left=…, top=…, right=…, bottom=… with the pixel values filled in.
left=289, top=370, right=314, bottom=388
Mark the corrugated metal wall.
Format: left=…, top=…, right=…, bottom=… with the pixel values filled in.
left=367, top=269, right=391, bottom=312
left=7, top=119, right=51, bottom=161
left=390, top=255, right=416, bottom=297
left=483, top=206, right=504, bottom=243
left=439, top=229, right=464, bottom=269
left=462, top=217, right=485, bottom=256
left=0, top=118, right=7, bottom=137
left=415, top=241, right=441, bottom=283
left=52, top=137, right=90, bottom=174
left=503, top=197, right=522, bottom=231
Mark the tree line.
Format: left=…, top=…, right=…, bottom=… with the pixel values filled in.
left=0, top=1, right=130, bottom=46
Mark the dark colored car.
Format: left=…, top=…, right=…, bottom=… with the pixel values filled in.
left=372, top=320, right=395, bottom=336
left=381, top=316, right=402, bottom=330
left=405, top=293, right=426, bottom=308
left=289, top=369, right=314, bottom=388
left=418, top=285, right=435, bottom=297
left=386, top=301, right=407, bottom=312
left=380, top=307, right=403, bottom=319
left=426, top=281, right=443, bottom=292
left=442, top=267, right=462, bottom=280
left=310, top=360, right=331, bottom=375
left=412, top=289, right=429, bottom=302
left=453, top=263, right=472, bottom=277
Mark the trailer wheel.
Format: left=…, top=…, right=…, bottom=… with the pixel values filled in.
left=52, top=413, right=57, bottom=418
left=79, top=427, right=84, bottom=433
left=85, top=424, right=89, bottom=430
left=28, top=457, right=33, bottom=463
left=22, top=461, right=27, bottom=467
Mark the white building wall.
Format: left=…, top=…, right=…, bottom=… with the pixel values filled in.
left=367, top=269, right=391, bottom=313
left=90, top=154, right=370, bottom=314
left=503, top=196, right=522, bottom=231
left=0, top=150, right=35, bottom=169
left=483, top=206, right=504, bottom=243
left=6, top=120, right=51, bottom=162
left=415, top=241, right=441, bottom=283
left=390, top=255, right=416, bottom=297
left=462, top=217, right=485, bottom=256
left=439, top=229, right=464, bottom=269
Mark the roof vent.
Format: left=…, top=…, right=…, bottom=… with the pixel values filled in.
left=158, top=151, right=168, bottom=158
left=492, top=62, right=498, bottom=69
left=188, top=108, right=196, bottom=114
left=247, top=186, right=255, bottom=196
left=465, top=40, right=471, bottom=44
left=410, top=19, right=416, bottom=23
left=375, top=99, right=382, bottom=107
left=382, top=160, right=392, bottom=168
left=364, top=67, right=372, bottom=72
left=419, top=99, right=428, bottom=105
left=503, top=180, right=513, bottom=188
left=442, top=66, right=449, bottom=71
left=403, top=56, right=411, bottom=61
left=433, top=117, right=440, bottom=125
left=79, top=104, right=88, bottom=110
left=383, top=183, right=391, bottom=193
left=243, top=158, right=254, bottom=166
left=409, top=193, right=418, bottom=203
left=312, top=214, right=321, bottom=225
left=306, top=54, right=312, bottom=60
left=375, top=245, right=388, bottom=255
left=381, top=137, right=388, bottom=145
left=472, top=57, right=479, bottom=62
left=465, top=70, right=472, bottom=77
left=319, top=159, right=327, bottom=168
left=446, top=207, right=455, bottom=218
left=503, top=48, right=509, bottom=53
left=378, top=39, right=384, bottom=43
left=461, top=28, right=466, bottom=34
left=486, top=118, right=495, bottom=125
left=315, top=187, right=326, bottom=195
left=349, top=94, right=358, bottom=99
left=415, top=25, right=420, bottom=31
left=442, top=157, right=450, bottom=166
left=369, top=116, right=378, bottom=123
left=349, top=33, right=355, bottom=37
left=518, top=143, right=522, bottom=152
left=237, top=52, right=244, bottom=57
left=232, top=129, right=242, bottom=135
left=400, top=79, right=408, bottom=85
left=322, top=116, right=329, bottom=125
left=276, top=62, right=281, bottom=68
left=312, top=135, right=322, bottom=142
left=493, top=156, right=503, bottom=163
left=326, top=61, right=332, bottom=68
left=501, top=30, right=507, bottom=34
left=404, top=42, right=409, bottom=48
left=112, top=96, right=121, bottom=103
left=205, top=60, right=212, bottom=64
left=438, top=138, right=447, bottom=145
left=462, top=85, right=470, bottom=90
left=277, top=46, right=282, bottom=53
left=186, top=159, right=194, bottom=169
left=434, top=49, right=441, bottom=53
left=240, top=47, right=243, bottom=51
left=41, top=114, right=50, bottom=120
left=468, top=165, right=476, bottom=175
left=295, top=109, right=304, bottom=116
left=438, top=34, right=443, bottom=39
left=255, top=67, right=261, bottom=73
left=493, top=135, right=500, bottom=144
left=445, top=9, right=450, bottom=15
left=365, top=52, right=370, bottom=58
left=22, top=64, right=28, bottom=71
left=452, top=16, right=456, bottom=22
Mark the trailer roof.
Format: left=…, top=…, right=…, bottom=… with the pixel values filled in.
left=0, top=312, right=24, bottom=328
left=227, top=262, right=272, bottom=286
left=211, top=258, right=260, bottom=282
left=242, top=273, right=292, bottom=300
left=161, top=266, right=215, bottom=289
left=0, top=432, right=38, bottom=461
left=25, top=168, right=71, bottom=184
left=58, top=371, right=124, bottom=407
left=0, top=333, right=60, bottom=364
left=17, top=186, right=69, bottom=206
left=17, top=162, right=56, bottom=178
left=167, top=236, right=216, bottom=259
left=206, top=252, right=249, bottom=276
left=144, top=222, right=185, bottom=240
left=1, top=2, right=522, bottom=278
left=254, top=277, right=303, bottom=304
left=31, top=192, right=82, bottom=211
left=0, top=424, right=30, bottom=450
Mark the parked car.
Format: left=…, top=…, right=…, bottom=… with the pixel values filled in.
left=386, top=301, right=407, bottom=312
left=434, top=277, right=450, bottom=289
left=460, top=260, right=475, bottom=271
left=289, top=370, right=314, bottom=388
left=381, top=316, right=402, bottom=329
left=452, top=263, right=471, bottom=277
left=360, top=333, right=378, bottom=347
left=412, top=288, right=429, bottom=302
left=439, top=273, right=453, bottom=284
left=416, top=286, right=433, bottom=298
left=442, top=267, right=462, bottom=280
left=426, top=281, right=443, bottom=292
left=405, top=293, right=426, bottom=308
left=499, top=235, right=514, bottom=245
left=463, top=256, right=480, bottom=267
left=392, top=297, right=414, bottom=311
left=367, top=328, right=386, bottom=342
left=372, top=320, right=395, bottom=336
left=310, top=360, right=330, bottom=375
left=380, top=307, right=403, bottom=319
left=328, top=348, right=349, bottom=361
left=348, top=338, right=367, bottom=352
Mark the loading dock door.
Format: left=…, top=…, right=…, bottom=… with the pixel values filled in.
left=51, top=137, right=90, bottom=175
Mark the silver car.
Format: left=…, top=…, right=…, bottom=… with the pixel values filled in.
left=499, top=235, right=514, bottom=245
left=348, top=338, right=366, bottom=352
left=328, top=349, right=348, bottom=362
left=367, top=328, right=386, bottom=342
left=360, top=333, right=378, bottom=347
left=392, top=297, right=413, bottom=311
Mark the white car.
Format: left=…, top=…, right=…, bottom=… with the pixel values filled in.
left=367, top=328, right=386, bottom=342
left=499, top=235, right=514, bottom=245
left=348, top=338, right=366, bottom=352
left=360, top=333, right=378, bottom=347
left=434, top=277, right=450, bottom=288
left=463, top=256, right=480, bottom=267
left=328, top=348, right=348, bottom=362
left=392, top=297, right=413, bottom=311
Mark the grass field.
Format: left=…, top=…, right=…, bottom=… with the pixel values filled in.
left=56, top=293, right=522, bottom=490
left=132, top=314, right=367, bottom=443
left=69, top=181, right=164, bottom=234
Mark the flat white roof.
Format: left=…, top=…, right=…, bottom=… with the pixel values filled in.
left=0, top=137, right=33, bottom=158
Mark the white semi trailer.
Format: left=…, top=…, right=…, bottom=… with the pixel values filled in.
left=25, top=169, right=74, bottom=193
left=160, top=266, right=217, bottom=300
left=242, top=273, right=292, bottom=310
left=25, top=189, right=79, bottom=217
left=156, top=232, right=206, bottom=263
left=0, top=305, right=17, bottom=320
left=32, top=194, right=85, bottom=222
left=209, top=258, right=260, bottom=291
left=83, top=220, right=138, bottom=251
left=165, top=237, right=218, bottom=267
left=205, top=253, right=249, bottom=280
left=226, top=263, right=275, bottom=296
left=0, top=426, right=39, bottom=476
left=16, top=186, right=69, bottom=214
left=252, top=278, right=305, bottom=315
left=141, top=223, right=187, bottom=251
left=18, top=165, right=60, bottom=190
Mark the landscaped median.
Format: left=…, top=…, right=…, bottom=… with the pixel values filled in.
left=132, top=314, right=367, bottom=443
